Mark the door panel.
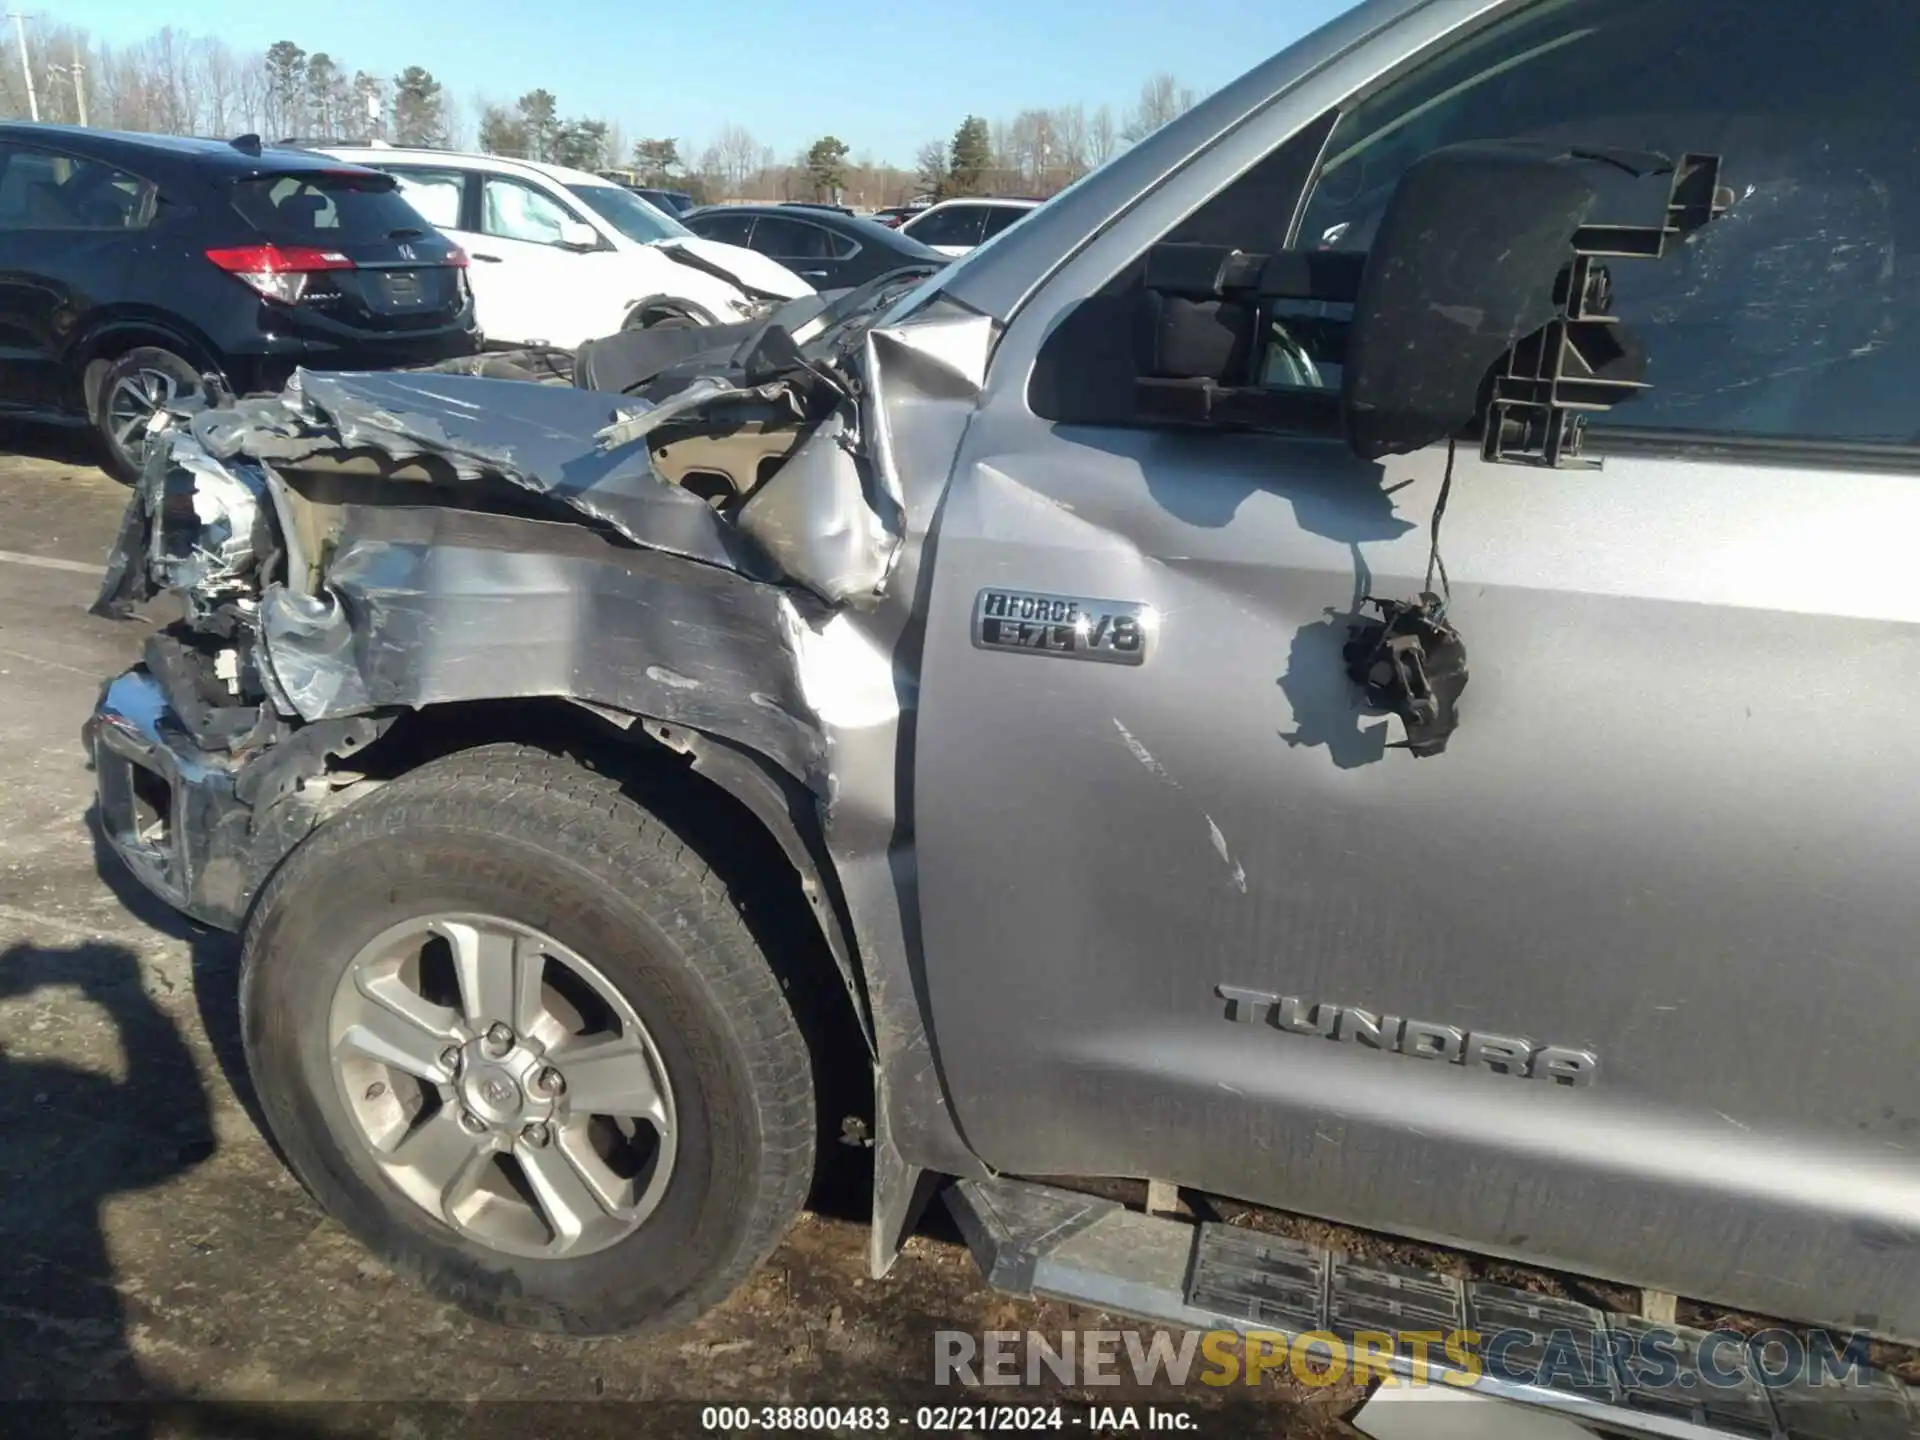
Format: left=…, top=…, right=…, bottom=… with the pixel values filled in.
left=0, top=143, right=143, bottom=413
left=744, top=214, right=842, bottom=287
left=913, top=413, right=1920, bottom=1333
left=465, top=176, right=606, bottom=347
left=908, top=0, right=1920, bottom=1338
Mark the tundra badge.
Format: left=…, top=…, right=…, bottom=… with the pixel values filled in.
left=1216, top=985, right=1599, bottom=1087
left=972, top=589, right=1153, bottom=667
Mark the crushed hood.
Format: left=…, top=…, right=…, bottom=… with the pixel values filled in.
left=658, top=236, right=813, bottom=302
left=175, top=363, right=894, bottom=604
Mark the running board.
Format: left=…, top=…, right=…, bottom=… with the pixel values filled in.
left=944, top=1176, right=1917, bottom=1440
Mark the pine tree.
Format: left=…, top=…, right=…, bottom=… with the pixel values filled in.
left=948, top=115, right=992, bottom=196
left=393, top=66, right=447, bottom=147
left=805, top=135, right=849, bottom=201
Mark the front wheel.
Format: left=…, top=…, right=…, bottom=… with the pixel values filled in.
left=92, top=346, right=204, bottom=484
left=240, top=744, right=817, bottom=1334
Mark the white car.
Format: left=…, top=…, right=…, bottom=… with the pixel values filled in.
left=320, top=145, right=812, bottom=348
left=898, top=197, right=1040, bottom=256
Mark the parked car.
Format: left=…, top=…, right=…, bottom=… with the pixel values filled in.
left=629, top=186, right=696, bottom=217
left=0, top=124, right=477, bottom=480
left=319, top=147, right=811, bottom=348
left=778, top=200, right=856, bottom=218
left=867, top=202, right=930, bottom=229
left=86, top=0, right=1920, bottom=1432
left=898, top=196, right=1039, bottom=254
left=682, top=203, right=946, bottom=290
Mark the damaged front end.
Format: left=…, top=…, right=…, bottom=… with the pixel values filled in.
left=84, top=279, right=928, bottom=931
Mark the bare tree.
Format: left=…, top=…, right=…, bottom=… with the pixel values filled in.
left=708, top=123, right=758, bottom=197
left=1090, top=104, right=1118, bottom=165
left=234, top=59, right=267, bottom=135
left=143, top=28, right=192, bottom=135
left=1051, top=103, right=1088, bottom=182
left=197, top=36, right=241, bottom=136
left=1122, top=72, right=1194, bottom=143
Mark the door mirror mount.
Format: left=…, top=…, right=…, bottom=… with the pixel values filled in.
left=557, top=220, right=602, bottom=252
left=1341, top=142, right=1728, bottom=466
left=1131, top=143, right=1731, bottom=470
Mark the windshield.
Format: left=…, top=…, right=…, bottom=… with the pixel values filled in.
left=565, top=184, right=692, bottom=244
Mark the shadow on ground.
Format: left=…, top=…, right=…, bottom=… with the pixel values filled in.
left=0, top=940, right=342, bottom=1437
left=84, top=806, right=259, bottom=1141
left=0, top=418, right=106, bottom=470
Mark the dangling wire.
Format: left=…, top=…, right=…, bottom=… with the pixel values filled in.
left=1423, top=437, right=1457, bottom=613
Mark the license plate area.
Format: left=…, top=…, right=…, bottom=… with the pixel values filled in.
left=376, top=269, right=427, bottom=308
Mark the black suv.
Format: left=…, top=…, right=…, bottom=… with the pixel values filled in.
left=0, top=124, right=479, bottom=479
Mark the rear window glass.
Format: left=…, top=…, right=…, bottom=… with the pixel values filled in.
left=229, top=172, right=431, bottom=241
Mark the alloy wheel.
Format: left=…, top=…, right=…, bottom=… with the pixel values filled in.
left=327, top=914, right=678, bottom=1260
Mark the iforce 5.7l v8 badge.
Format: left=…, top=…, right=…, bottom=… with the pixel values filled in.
left=972, top=589, right=1153, bottom=666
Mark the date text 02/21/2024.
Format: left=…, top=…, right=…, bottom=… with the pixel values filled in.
left=698, top=1404, right=1200, bottom=1431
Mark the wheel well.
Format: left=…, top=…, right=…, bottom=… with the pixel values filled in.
left=79, top=326, right=222, bottom=416
left=344, top=697, right=876, bottom=1209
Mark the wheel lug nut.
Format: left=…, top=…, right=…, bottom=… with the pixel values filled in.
left=534, top=1066, right=565, bottom=1097
left=440, top=1047, right=462, bottom=1075
left=484, top=1023, right=514, bottom=1056
left=459, top=1110, right=487, bottom=1136
left=521, top=1121, right=551, bottom=1148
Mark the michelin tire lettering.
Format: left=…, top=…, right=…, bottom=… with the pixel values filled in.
left=1217, top=985, right=1599, bottom=1088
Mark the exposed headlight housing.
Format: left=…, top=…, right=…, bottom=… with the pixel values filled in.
left=147, top=439, right=268, bottom=600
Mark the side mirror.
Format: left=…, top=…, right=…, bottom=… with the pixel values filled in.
left=1131, top=143, right=1728, bottom=469
left=1342, top=142, right=1728, bottom=463
left=558, top=220, right=602, bottom=251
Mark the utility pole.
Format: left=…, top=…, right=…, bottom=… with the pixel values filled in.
left=8, top=12, right=38, bottom=123
left=48, top=39, right=84, bottom=126
left=67, top=39, right=84, bottom=125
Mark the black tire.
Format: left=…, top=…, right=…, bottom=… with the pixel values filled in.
left=239, top=744, right=817, bottom=1334
left=92, top=346, right=206, bottom=484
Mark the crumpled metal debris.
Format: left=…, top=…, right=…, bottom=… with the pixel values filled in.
left=254, top=502, right=833, bottom=789
left=188, top=370, right=780, bottom=578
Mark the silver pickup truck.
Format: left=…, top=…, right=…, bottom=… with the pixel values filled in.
left=84, top=1, right=1920, bottom=1434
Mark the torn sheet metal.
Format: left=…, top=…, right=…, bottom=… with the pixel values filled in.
left=256, top=503, right=831, bottom=790
left=190, top=369, right=778, bottom=578
left=737, top=413, right=895, bottom=605
left=592, top=373, right=804, bottom=451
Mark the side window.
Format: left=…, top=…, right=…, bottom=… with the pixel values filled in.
left=385, top=167, right=465, bottom=230
left=481, top=177, right=579, bottom=246
left=908, top=205, right=986, bottom=249
left=750, top=216, right=839, bottom=260
left=980, top=206, right=1030, bottom=240
left=1028, top=114, right=1338, bottom=426
left=1297, top=0, right=1920, bottom=445
left=692, top=209, right=755, bottom=246
left=0, top=145, right=154, bottom=231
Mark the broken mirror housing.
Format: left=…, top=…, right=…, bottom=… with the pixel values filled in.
left=1133, top=142, right=1730, bottom=469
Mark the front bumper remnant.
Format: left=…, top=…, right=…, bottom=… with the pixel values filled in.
left=86, top=668, right=251, bottom=928
left=86, top=666, right=388, bottom=931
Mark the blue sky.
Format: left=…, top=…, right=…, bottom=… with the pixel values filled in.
left=68, top=0, right=1356, bottom=164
